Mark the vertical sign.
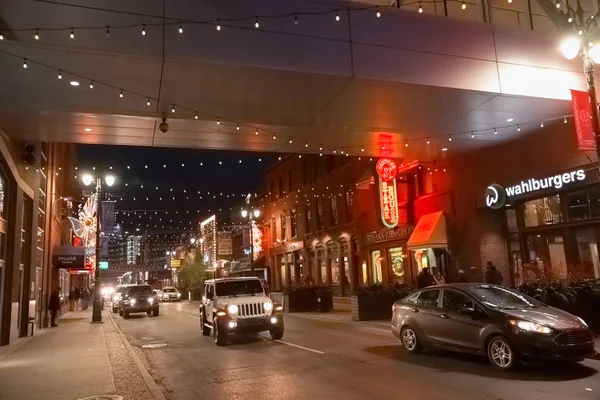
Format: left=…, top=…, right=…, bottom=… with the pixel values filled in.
left=570, top=89, right=596, bottom=151
left=375, top=158, right=399, bottom=228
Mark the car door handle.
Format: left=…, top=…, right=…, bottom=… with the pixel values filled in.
left=439, top=314, right=449, bottom=319
left=411, top=308, right=419, bottom=313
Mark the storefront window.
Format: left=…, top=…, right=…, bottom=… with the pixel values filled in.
left=573, top=228, right=600, bottom=278
left=320, top=260, right=327, bottom=285
left=567, top=190, right=590, bottom=221
left=331, top=258, right=340, bottom=285
left=388, top=247, right=406, bottom=282
left=505, top=209, right=518, bottom=233
left=371, top=250, right=382, bottom=283
left=523, top=195, right=562, bottom=227
left=317, top=199, right=324, bottom=230
left=526, top=232, right=566, bottom=279
left=362, top=262, right=368, bottom=284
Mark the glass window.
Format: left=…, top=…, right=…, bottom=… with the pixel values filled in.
left=345, top=190, right=355, bottom=222
left=280, top=214, right=287, bottom=241
left=320, top=259, right=327, bottom=284
left=371, top=250, right=382, bottom=283
left=331, top=258, right=340, bottom=285
left=405, top=293, right=419, bottom=304
left=271, top=217, right=277, bottom=244
left=526, top=232, right=566, bottom=279
left=305, top=203, right=312, bottom=233
left=467, top=286, right=544, bottom=309
left=416, top=290, right=440, bottom=308
left=522, top=195, right=562, bottom=227
left=442, top=290, right=474, bottom=311
left=505, top=209, right=518, bottom=233
left=317, top=199, right=324, bottom=230
left=567, top=190, right=591, bottom=221
left=573, top=228, right=600, bottom=279
left=290, top=210, right=298, bottom=238
left=388, top=247, right=406, bottom=282
left=330, top=195, right=338, bottom=226
left=216, top=280, right=263, bottom=296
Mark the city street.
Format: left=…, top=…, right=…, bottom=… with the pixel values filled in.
left=113, top=302, right=600, bottom=400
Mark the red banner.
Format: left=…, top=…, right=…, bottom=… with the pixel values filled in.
left=570, top=89, right=596, bottom=151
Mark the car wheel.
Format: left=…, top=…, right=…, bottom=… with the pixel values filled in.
left=118, top=309, right=123, bottom=316
left=147, top=311, right=152, bottom=316
left=487, top=336, right=519, bottom=371
left=214, top=318, right=227, bottom=346
left=200, top=313, right=211, bottom=336
left=401, top=326, right=422, bottom=353
left=269, top=327, right=284, bottom=340
left=153, top=308, right=159, bottom=317
left=123, top=311, right=129, bottom=319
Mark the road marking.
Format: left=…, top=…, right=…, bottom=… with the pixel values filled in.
left=273, top=339, right=325, bottom=354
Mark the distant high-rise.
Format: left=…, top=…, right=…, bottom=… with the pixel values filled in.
left=127, top=235, right=142, bottom=265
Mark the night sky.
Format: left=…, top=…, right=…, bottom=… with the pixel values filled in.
left=76, top=144, right=278, bottom=237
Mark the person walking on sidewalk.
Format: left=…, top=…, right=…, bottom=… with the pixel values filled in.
left=48, top=287, right=61, bottom=327
left=74, top=286, right=81, bottom=310
left=484, top=261, right=503, bottom=285
left=81, top=287, right=90, bottom=310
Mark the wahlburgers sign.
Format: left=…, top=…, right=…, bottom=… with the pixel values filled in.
left=486, top=169, right=586, bottom=209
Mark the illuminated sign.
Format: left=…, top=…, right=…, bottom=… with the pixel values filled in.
left=376, top=158, right=399, bottom=228
left=99, top=261, right=109, bottom=270
left=170, top=259, right=181, bottom=269
left=486, top=169, right=586, bottom=209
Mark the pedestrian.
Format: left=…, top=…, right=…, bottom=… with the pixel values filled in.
left=68, top=288, right=75, bottom=311
left=74, top=286, right=81, bottom=310
left=484, top=261, right=503, bottom=285
left=81, top=287, right=90, bottom=310
left=432, top=268, right=446, bottom=285
left=417, top=267, right=436, bottom=289
left=458, top=269, right=468, bottom=282
left=48, top=287, right=61, bottom=327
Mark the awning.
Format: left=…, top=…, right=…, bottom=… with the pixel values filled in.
left=407, top=211, right=448, bottom=251
left=229, top=255, right=267, bottom=274
left=52, top=245, right=86, bottom=269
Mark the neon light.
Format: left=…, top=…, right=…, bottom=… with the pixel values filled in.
left=376, top=158, right=399, bottom=228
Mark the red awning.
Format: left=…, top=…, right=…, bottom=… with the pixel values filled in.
left=407, top=211, right=448, bottom=251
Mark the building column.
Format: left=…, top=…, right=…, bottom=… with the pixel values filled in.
left=348, top=241, right=357, bottom=293
left=18, top=195, right=35, bottom=337
left=325, top=248, right=332, bottom=286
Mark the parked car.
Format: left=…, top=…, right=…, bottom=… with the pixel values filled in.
left=159, top=286, right=181, bottom=302
left=392, top=283, right=595, bottom=370
left=112, top=284, right=132, bottom=313
left=199, top=277, right=283, bottom=346
left=119, top=284, right=159, bottom=319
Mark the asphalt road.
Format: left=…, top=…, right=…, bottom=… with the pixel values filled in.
left=112, top=302, right=600, bottom=400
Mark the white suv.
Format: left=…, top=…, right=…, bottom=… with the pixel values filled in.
left=199, top=277, right=284, bottom=346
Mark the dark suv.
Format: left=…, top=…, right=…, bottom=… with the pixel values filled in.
left=119, top=285, right=159, bottom=319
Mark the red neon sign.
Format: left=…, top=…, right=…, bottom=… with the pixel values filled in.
left=376, top=158, right=399, bottom=228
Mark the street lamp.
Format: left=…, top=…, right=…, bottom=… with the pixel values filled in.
left=82, top=173, right=116, bottom=323
left=241, top=208, right=260, bottom=271
left=190, top=237, right=196, bottom=244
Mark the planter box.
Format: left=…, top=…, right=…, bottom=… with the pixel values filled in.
left=351, top=294, right=395, bottom=321
left=284, top=290, right=318, bottom=312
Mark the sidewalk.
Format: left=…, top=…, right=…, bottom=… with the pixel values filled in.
left=0, top=308, right=163, bottom=400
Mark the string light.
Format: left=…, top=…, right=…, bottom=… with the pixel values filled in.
left=0, top=30, right=4, bottom=40
left=22, top=59, right=27, bottom=69
left=89, top=81, right=94, bottom=89
left=494, top=128, right=498, bottom=135
left=556, top=0, right=561, bottom=8
left=405, top=141, right=409, bottom=147
left=255, top=18, right=260, bottom=28
left=568, top=16, right=573, bottom=23
left=579, top=30, right=583, bottom=35
left=217, top=118, right=220, bottom=125
left=470, top=131, right=474, bottom=138
left=294, top=14, right=299, bottom=25
left=106, top=26, right=110, bottom=37
left=289, top=139, right=293, bottom=144
left=179, top=24, right=183, bottom=34
left=361, top=147, right=365, bottom=152
left=119, top=89, right=124, bottom=98
left=171, top=105, right=175, bottom=113
left=58, top=70, right=62, bottom=79
left=419, top=3, right=423, bottom=13
left=335, top=11, right=340, bottom=21
left=540, top=121, right=544, bottom=128
left=462, top=1, right=466, bottom=9
left=147, top=98, right=151, bottom=106
left=195, top=113, right=198, bottom=120
left=237, top=123, right=240, bottom=130
left=272, top=134, right=276, bottom=140
left=142, top=25, right=146, bottom=36
left=564, top=116, right=568, bottom=123
left=376, top=7, right=381, bottom=17
left=517, top=124, right=521, bottom=132
left=427, top=138, right=430, bottom=144
left=448, top=135, right=452, bottom=141
left=70, top=28, right=75, bottom=39
left=216, top=20, right=221, bottom=31
left=305, top=143, right=309, bottom=148
left=34, top=29, right=39, bottom=40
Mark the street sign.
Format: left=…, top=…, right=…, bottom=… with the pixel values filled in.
left=99, top=261, right=109, bottom=270
left=170, top=259, right=181, bottom=269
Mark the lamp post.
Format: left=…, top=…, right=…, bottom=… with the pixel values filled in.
left=241, top=208, right=261, bottom=271
left=82, top=173, right=115, bottom=323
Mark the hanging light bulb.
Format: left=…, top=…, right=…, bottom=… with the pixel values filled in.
left=336, top=11, right=340, bottom=21
left=376, top=7, right=381, bottom=17
left=179, top=24, right=183, bottom=34
left=462, top=1, right=466, bottom=9
left=470, top=131, right=474, bottom=138
left=119, top=89, right=124, bottom=98
left=216, top=20, right=221, bottom=31
left=106, top=26, right=110, bottom=37
left=35, top=29, right=39, bottom=40
left=255, top=18, right=260, bottom=28
left=147, top=98, right=151, bottom=106
left=237, top=123, right=240, bottom=130
left=568, top=16, right=573, bottom=23
left=272, top=134, right=276, bottom=139
left=508, top=0, right=512, bottom=3
left=405, top=141, right=409, bottom=147
left=217, top=118, right=220, bottom=125
left=556, top=0, right=561, bottom=8
left=494, top=127, right=498, bottom=135
left=564, top=116, right=568, bottom=123
left=142, top=24, right=146, bottom=35
left=70, top=28, right=75, bottom=39
left=517, top=124, right=521, bottom=131
left=171, top=105, right=175, bottom=113
left=58, top=70, right=62, bottom=79
left=419, top=3, right=423, bottom=13
left=540, top=121, right=544, bottom=127
left=289, top=139, right=293, bottom=144
left=579, top=29, right=583, bottom=35
left=448, top=135, right=452, bottom=141
left=89, top=81, right=94, bottom=89
left=294, top=14, right=299, bottom=25
left=305, top=143, right=309, bottom=148
left=426, top=138, right=430, bottom=144
left=0, top=30, right=4, bottom=40
left=195, top=113, right=199, bottom=120
left=22, top=59, right=27, bottom=68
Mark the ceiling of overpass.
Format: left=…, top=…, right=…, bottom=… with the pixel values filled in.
left=0, top=0, right=575, bottom=161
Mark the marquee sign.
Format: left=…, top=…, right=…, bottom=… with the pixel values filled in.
left=376, top=158, right=399, bottom=229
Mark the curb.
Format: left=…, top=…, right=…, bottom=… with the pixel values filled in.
left=106, top=310, right=166, bottom=400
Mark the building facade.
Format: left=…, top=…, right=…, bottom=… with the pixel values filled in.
left=126, top=235, right=142, bottom=265
left=0, top=136, right=75, bottom=346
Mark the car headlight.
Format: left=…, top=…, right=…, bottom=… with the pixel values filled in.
left=509, top=319, right=552, bottom=334
left=264, top=301, right=273, bottom=311
left=148, top=298, right=154, bottom=304
left=113, top=294, right=120, bottom=302
left=575, top=316, right=589, bottom=328
left=227, top=304, right=239, bottom=314
left=130, top=299, right=136, bottom=305
left=177, top=293, right=181, bottom=297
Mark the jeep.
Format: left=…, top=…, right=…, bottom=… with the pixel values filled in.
left=199, top=277, right=284, bottom=346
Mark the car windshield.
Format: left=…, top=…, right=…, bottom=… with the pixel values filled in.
left=467, top=285, right=545, bottom=310
left=215, top=280, right=263, bottom=297
left=163, top=288, right=177, bottom=293
left=127, top=286, right=152, bottom=295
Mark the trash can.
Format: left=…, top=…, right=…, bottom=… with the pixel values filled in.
left=317, top=288, right=332, bottom=313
